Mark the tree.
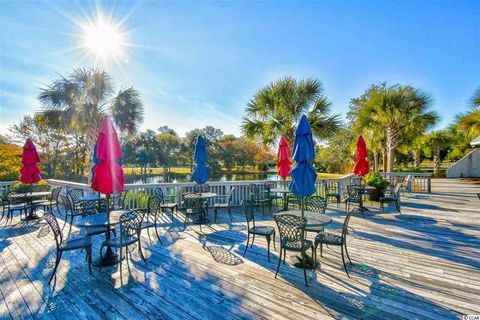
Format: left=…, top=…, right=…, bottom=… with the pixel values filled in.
left=156, top=132, right=181, bottom=172
left=241, top=77, right=340, bottom=145
left=349, top=83, right=438, bottom=172
left=0, top=144, right=22, bottom=181
left=314, top=128, right=355, bottom=173
left=38, top=68, right=144, bottom=175
left=423, top=130, right=451, bottom=175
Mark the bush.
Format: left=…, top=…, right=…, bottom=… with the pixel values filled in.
left=11, top=180, right=49, bottom=193
left=364, top=173, right=390, bottom=201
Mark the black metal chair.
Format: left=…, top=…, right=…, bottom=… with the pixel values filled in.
left=2, top=191, right=30, bottom=223
left=33, top=186, right=62, bottom=215
left=180, top=193, right=206, bottom=230
left=154, top=187, right=177, bottom=221
left=264, top=182, right=282, bottom=207
left=345, top=186, right=363, bottom=216
left=213, top=187, right=236, bottom=223
left=58, top=194, right=84, bottom=235
left=67, top=188, right=84, bottom=211
left=242, top=200, right=276, bottom=262
left=380, top=183, right=402, bottom=213
left=322, top=180, right=341, bottom=207
left=137, top=195, right=163, bottom=244
left=314, top=208, right=355, bottom=277
left=273, top=213, right=313, bottom=286
left=248, top=183, right=271, bottom=215
left=100, top=210, right=146, bottom=282
left=287, top=195, right=300, bottom=209
left=110, top=191, right=127, bottom=210
left=43, top=211, right=92, bottom=284
left=304, top=196, right=328, bottom=234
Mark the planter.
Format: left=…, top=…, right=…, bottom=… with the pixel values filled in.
left=368, top=187, right=385, bottom=202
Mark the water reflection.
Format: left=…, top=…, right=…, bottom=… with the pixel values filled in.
left=125, top=172, right=280, bottom=184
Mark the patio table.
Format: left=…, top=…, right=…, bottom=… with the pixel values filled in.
left=77, top=209, right=131, bottom=267
left=193, top=192, right=217, bottom=224
left=10, top=191, right=51, bottom=221
left=352, top=185, right=376, bottom=214
left=269, top=188, right=291, bottom=211
left=274, top=210, right=332, bottom=269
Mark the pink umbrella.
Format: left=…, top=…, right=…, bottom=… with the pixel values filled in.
left=353, top=136, right=370, bottom=176
left=277, top=136, right=291, bottom=180
left=20, top=138, right=42, bottom=184
left=91, top=116, right=125, bottom=194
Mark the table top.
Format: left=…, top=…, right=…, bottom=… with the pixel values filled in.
left=76, top=210, right=131, bottom=228
left=79, top=194, right=106, bottom=202
left=275, top=210, right=332, bottom=228
left=10, top=191, right=51, bottom=198
left=270, top=188, right=291, bottom=193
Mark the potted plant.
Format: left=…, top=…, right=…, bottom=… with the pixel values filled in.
left=364, top=173, right=390, bottom=201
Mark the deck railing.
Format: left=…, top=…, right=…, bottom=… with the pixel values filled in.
left=381, top=172, right=432, bottom=193
left=46, top=174, right=356, bottom=208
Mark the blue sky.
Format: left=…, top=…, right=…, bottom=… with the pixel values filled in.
left=1, top=0, right=479, bottom=136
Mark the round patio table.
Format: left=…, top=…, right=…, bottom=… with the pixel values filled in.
left=192, top=192, right=217, bottom=224
left=269, top=188, right=291, bottom=211
left=77, top=209, right=131, bottom=267
left=10, top=191, right=51, bottom=221
left=274, top=210, right=332, bottom=269
left=352, top=185, right=376, bottom=213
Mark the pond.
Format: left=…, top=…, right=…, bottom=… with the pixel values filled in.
left=125, top=172, right=281, bottom=184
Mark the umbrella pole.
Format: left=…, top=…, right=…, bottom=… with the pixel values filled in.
left=301, top=196, right=305, bottom=217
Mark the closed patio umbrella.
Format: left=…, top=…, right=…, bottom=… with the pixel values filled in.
left=20, top=138, right=42, bottom=184
left=353, top=136, right=369, bottom=176
left=191, top=135, right=210, bottom=184
left=289, top=115, right=317, bottom=215
left=277, top=136, right=291, bottom=186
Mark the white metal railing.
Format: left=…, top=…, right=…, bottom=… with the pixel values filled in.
left=381, top=172, right=432, bottom=193
left=0, top=181, right=19, bottom=194
left=47, top=174, right=355, bottom=208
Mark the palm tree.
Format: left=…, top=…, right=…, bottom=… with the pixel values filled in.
left=423, top=130, right=451, bottom=175
left=349, top=83, right=438, bottom=172
left=456, top=88, right=480, bottom=137
left=38, top=68, right=144, bottom=174
left=241, top=77, right=340, bottom=146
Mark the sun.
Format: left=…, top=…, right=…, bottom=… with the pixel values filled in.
left=79, top=13, right=127, bottom=62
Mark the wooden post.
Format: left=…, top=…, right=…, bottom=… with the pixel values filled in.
left=427, top=176, right=431, bottom=193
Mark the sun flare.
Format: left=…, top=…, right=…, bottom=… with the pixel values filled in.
left=79, top=13, right=127, bottom=63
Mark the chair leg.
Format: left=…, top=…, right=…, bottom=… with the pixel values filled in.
left=283, top=249, right=286, bottom=265
left=67, top=216, right=73, bottom=235
left=243, top=233, right=250, bottom=257
left=228, top=207, right=233, bottom=223
left=266, top=235, right=271, bottom=262
left=154, top=214, right=162, bottom=244
left=275, top=247, right=282, bottom=278
left=273, top=231, right=276, bottom=251
left=344, top=242, right=352, bottom=264
left=87, top=247, right=92, bottom=275
left=301, top=250, right=308, bottom=287
left=119, top=247, right=123, bottom=283
left=341, top=245, right=350, bottom=278
left=49, top=251, right=62, bottom=284
left=251, top=234, right=255, bottom=247
left=138, top=238, right=147, bottom=264
left=214, top=207, right=217, bottom=223
left=314, top=244, right=317, bottom=265
left=320, top=243, right=323, bottom=257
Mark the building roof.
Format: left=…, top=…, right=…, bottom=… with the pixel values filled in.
left=470, top=136, right=480, bottom=147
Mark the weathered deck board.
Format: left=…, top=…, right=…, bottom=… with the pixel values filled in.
left=0, top=178, right=479, bottom=319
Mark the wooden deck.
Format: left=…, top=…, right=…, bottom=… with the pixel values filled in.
left=0, top=178, right=479, bottom=319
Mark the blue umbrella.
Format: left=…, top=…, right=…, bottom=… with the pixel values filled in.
left=289, top=115, right=317, bottom=213
left=191, top=135, right=210, bottom=184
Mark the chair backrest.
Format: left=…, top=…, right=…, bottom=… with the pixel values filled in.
left=322, top=180, right=338, bottom=194
left=248, top=183, right=258, bottom=196
left=33, top=184, right=50, bottom=192
left=118, top=210, right=143, bottom=242
left=154, top=187, right=164, bottom=199
left=58, top=194, right=73, bottom=213
left=67, top=188, right=84, bottom=204
left=51, top=187, right=62, bottom=202
left=273, top=214, right=307, bottom=245
left=193, top=184, right=209, bottom=193
left=7, top=191, right=27, bottom=205
left=350, top=177, right=362, bottom=187
left=304, top=196, right=327, bottom=214
left=43, top=211, right=63, bottom=247
left=182, top=193, right=203, bottom=212
left=341, top=209, right=356, bottom=243
left=111, top=191, right=127, bottom=209
left=241, top=200, right=255, bottom=228
left=147, top=195, right=160, bottom=215
left=394, top=183, right=402, bottom=197
left=227, top=187, right=236, bottom=203
left=347, top=186, right=362, bottom=201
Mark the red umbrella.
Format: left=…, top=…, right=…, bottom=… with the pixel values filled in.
left=20, top=138, right=42, bottom=184
left=353, top=135, right=370, bottom=176
left=91, top=116, right=125, bottom=194
left=277, top=136, right=292, bottom=179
